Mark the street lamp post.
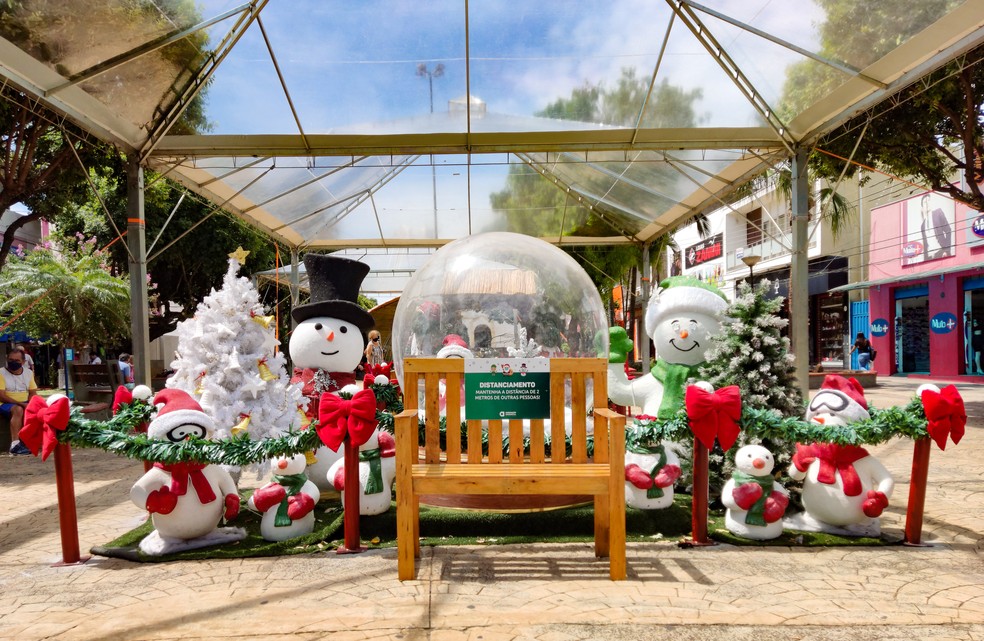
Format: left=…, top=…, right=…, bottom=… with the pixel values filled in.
left=741, top=254, right=762, bottom=289
left=417, top=63, right=444, bottom=238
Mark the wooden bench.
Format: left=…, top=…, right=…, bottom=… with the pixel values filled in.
left=395, top=357, right=626, bottom=580
left=67, top=362, right=124, bottom=418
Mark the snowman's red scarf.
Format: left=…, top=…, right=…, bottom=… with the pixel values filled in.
left=792, top=443, right=869, bottom=496
left=153, top=462, right=216, bottom=504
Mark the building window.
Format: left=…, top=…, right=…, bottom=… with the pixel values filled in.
left=746, top=207, right=762, bottom=247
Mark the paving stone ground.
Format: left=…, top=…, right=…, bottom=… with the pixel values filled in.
left=1, top=377, right=982, bottom=641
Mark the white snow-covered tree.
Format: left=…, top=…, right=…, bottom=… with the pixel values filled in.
left=167, top=249, right=306, bottom=440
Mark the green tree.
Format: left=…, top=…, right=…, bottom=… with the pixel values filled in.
left=0, top=0, right=212, bottom=273
left=779, top=0, right=983, bottom=210
left=491, top=68, right=707, bottom=334
left=0, top=233, right=130, bottom=350
left=55, top=170, right=281, bottom=341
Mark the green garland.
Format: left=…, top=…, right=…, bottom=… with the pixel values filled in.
left=625, top=398, right=929, bottom=448
left=54, top=390, right=930, bottom=466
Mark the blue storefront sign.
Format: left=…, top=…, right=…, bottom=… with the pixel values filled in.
left=930, top=312, right=958, bottom=334
left=870, top=318, right=890, bottom=337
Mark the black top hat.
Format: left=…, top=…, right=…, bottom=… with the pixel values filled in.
left=291, top=254, right=375, bottom=331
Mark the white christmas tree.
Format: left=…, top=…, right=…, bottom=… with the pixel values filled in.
left=167, top=247, right=306, bottom=441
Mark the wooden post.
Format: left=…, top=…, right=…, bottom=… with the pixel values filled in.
left=690, top=438, right=713, bottom=546
left=904, top=437, right=932, bottom=545
left=52, top=443, right=89, bottom=566
left=337, top=438, right=366, bottom=554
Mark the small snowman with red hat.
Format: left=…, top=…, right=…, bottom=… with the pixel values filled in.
left=786, top=374, right=894, bottom=536
left=289, top=253, right=377, bottom=493
left=130, top=389, right=245, bottom=555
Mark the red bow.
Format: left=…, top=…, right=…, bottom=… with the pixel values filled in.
left=154, top=462, right=217, bottom=504
left=316, top=390, right=378, bottom=451
left=112, top=386, right=132, bottom=414
left=921, top=385, right=966, bottom=450
left=793, top=443, right=869, bottom=496
left=19, top=396, right=71, bottom=461
left=685, top=385, right=742, bottom=451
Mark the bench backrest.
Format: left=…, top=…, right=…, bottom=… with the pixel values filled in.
left=402, top=357, right=610, bottom=465
left=67, top=362, right=124, bottom=403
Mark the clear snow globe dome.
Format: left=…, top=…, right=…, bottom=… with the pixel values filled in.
left=392, top=232, right=608, bottom=385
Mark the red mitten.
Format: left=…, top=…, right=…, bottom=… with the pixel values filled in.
left=625, top=464, right=654, bottom=489
left=791, top=444, right=816, bottom=472
left=862, top=490, right=889, bottom=517
left=652, top=464, right=681, bottom=489
left=287, top=493, right=315, bottom=519
left=332, top=467, right=346, bottom=491
left=251, top=483, right=287, bottom=513
left=224, top=493, right=241, bottom=520
left=763, top=492, right=789, bottom=523
left=732, top=482, right=764, bottom=510
left=146, top=486, right=178, bottom=515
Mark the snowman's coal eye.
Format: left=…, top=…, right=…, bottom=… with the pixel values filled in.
left=314, top=323, right=323, bottom=330
left=340, top=326, right=348, bottom=333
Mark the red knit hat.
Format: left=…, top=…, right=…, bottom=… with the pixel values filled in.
left=820, top=374, right=867, bottom=409
left=148, top=388, right=214, bottom=439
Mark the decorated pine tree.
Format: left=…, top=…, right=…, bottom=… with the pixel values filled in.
left=699, top=278, right=803, bottom=417
left=166, top=247, right=306, bottom=440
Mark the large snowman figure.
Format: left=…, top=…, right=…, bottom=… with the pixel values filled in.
left=290, top=253, right=376, bottom=492
left=249, top=453, right=321, bottom=541
left=130, top=389, right=246, bottom=555
left=327, top=428, right=397, bottom=515
left=608, top=276, right=729, bottom=420
left=787, top=375, right=894, bottom=536
left=608, top=277, right=728, bottom=510
left=721, top=444, right=789, bottom=540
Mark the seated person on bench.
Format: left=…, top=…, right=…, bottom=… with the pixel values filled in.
left=2, top=347, right=37, bottom=456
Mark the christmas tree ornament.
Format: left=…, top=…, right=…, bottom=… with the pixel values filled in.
left=194, top=371, right=206, bottom=396
left=228, top=246, right=250, bottom=263
left=251, top=311, right=276, bottom=329
left=786, top=375, right=895, bottom=537
left=248, top=453, right=320, bottom=541
left=129, top=389, right=246, bottom=555
left=304, top=450, right=318, bottom=466
left=721, top=444, right=789, bottom=540
left=230, top=413, right=251, bottom=436
left=257, top=357, right=277, bottom=381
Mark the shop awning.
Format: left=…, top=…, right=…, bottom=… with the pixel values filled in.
left=829, top=261, right=984, bottom=293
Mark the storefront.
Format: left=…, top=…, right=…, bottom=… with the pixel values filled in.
left=848, top=190, right=984, bottom=380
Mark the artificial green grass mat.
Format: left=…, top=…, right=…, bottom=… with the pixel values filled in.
left=91, top=493, right=892, bottom=562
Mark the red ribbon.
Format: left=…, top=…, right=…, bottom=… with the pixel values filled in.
left=685, top=385, right=742, bottom=451
left=793, top=443, right=869, bottom=496
left=19, top=396, right=70, bottom=461
left=921, top=385, right=966, bottom=450
left=316, top=390, right=378, bottom=451
left=112, top=386, right=133, bottom=414
left=154, top=461, right=217, bottom=504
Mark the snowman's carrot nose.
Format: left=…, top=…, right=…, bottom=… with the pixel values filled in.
left=679, top=329, right=689, bottom=339
left=812, top=416, right=825, bottom=424
left=753, top=458, right=765, bottom=469
left=326, top=330, right=335, bottom=341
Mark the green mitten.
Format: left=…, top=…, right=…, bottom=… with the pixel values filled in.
left=606, top=326, right=634, bottom=364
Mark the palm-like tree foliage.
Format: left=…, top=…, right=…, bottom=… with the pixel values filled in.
left=0, top=235, right=130, bottom=349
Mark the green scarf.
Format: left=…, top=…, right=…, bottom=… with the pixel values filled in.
left=359, top=448, right=384, bottom=495
left=732, top=471, right=773, bottom=526
left=651, top=359, right=701, bottom=420
left=271, top=473, right=308, bottom=527
left=626, top=442, right=669, bottom=499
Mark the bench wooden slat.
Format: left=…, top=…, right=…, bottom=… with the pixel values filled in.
left=571, top=372, right=587, bottom=463
left=550, top=372, right=566, bottom=463
left=446, top=372, right=461, bottom=464
left=412, top=465, right=610, bottom=495
left=466, top=419, right=483, bottom=463
left=424, top=373, right=441, bottom=463
left=529, top=418, right=545, bottom=463
left=487, top=419, right=502, bottom=463
left=509, top=419, right=524, bottom=463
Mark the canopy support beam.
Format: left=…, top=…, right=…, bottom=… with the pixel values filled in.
left=127, top=157, right=151, bottom=387
left=640, top=242, right=652, bottom=375
left=790, top=148, right=810, bottom=400
left=290, top=249, right=300, bottom=332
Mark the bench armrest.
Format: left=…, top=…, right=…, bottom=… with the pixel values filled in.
left=593, top=407, right=624, bottom=420
left=394, top=409, right=419, bottom=421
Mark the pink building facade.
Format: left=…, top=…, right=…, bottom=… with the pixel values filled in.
left=866, top=191, right=984, bottom=380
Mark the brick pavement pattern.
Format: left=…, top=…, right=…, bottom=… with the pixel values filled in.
left=1, top=377, right=982, bottom=641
